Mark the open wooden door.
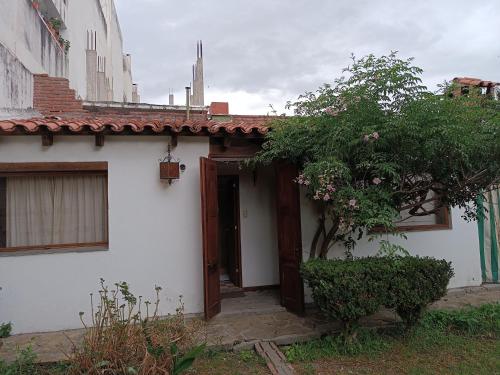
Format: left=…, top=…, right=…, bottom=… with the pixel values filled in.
left=275, top=162, right=305, bottom=314
left=200, top=157, right=221, bottom=319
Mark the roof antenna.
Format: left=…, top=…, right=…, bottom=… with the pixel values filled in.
left=200, top=40, right=203, bottom=58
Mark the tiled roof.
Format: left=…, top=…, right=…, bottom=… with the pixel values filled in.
left=0, top=74, right=273, bottom=136
left=453, top=77, right=500, bottom=87
left=0, top=114, right=272, bottom=136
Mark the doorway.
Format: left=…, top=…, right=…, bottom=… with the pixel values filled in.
left=217, top=175, right=243, bottom=298
left=200, top=157, right=304, bottom=319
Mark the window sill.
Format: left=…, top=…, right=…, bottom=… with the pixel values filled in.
left=0, top=243, right=109, bottom=257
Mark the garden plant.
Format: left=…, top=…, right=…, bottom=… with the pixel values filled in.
left=253, top=52, right=500, bottom=259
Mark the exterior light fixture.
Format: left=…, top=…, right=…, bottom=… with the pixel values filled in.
left=159, top=144, right=185, bottom=184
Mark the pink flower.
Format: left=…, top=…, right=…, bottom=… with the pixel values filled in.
left=327, top=184, right=335, bottom=192
left=313, top=192, right=320, bottom=200
left=363, top=135, right=370, bottom=142
left=372, top=177, right=382, bottom=185
left=372, top=132, right=380, bottom=140
left=325, top=107, right=338, bottom=116
left=349, top=199, right=357, bottom=208
left=304, top=180, right=310, bottom=186
left=323, top=194, right=330, bottom=201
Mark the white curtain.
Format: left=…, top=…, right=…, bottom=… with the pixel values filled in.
left=6, top=175, right=107, bottom=247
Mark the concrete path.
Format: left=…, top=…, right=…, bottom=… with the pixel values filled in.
left=0, top=285, right=499, bottom=364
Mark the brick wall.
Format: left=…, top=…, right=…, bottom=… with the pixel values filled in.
left=33, top=74, right=84, bottom=115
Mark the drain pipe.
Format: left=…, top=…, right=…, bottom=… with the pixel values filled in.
left=185, top=86, right=191, bottom=120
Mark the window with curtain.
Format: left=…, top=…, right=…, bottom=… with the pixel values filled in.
left=0, top=167, right=108, bottom=251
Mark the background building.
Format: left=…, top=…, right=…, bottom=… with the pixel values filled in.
left=0, top=0, right=139, bottom=112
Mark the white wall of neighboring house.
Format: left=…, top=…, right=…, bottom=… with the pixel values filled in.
left=0, top=44, right=33, bottom=109
left=123, top=54, right=134, bottom=102
left=0, top=0, right=136, bottom=108
left=0, top=0, right=66, bottom=108
left=300, top=193, right=483, bottom=294
left=64, top=0, right=131, bottom=101
left=63, top=0, right=107, bottom=99
left=0, top=136, right=209, bottom=334
left=0, top=0, right=66, bottom=78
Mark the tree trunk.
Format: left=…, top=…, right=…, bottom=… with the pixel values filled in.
left=318, top=218, right=340, bottom=259
left=309, top=210, right=326, bottom=260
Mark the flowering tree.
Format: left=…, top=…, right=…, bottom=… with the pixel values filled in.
left=253, top=53, right=500, bottom=259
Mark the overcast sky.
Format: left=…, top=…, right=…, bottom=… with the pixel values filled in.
left=114, top=0, right=499, bottom=114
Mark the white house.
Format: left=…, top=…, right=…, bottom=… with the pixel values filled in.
left=0, top=2, right=497, bottom=336
left=0, top=79, right=491, bottom=334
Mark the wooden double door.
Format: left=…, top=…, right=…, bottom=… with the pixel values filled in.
left=200, top=158, right=304, bottom=319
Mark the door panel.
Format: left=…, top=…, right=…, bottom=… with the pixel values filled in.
left=200, top=157, right=221, bottom=319
left=275, top=163, right=305, bottom=314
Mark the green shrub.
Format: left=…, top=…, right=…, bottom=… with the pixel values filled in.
left=301, top=257, right=393, bottom=337
left=0, top=346, right=38, bottom=375
left=0, top=322, right=12, bottom=338
left=302, top=256, right=454, bottom=336
left=388, top=257, right=454, bottom=327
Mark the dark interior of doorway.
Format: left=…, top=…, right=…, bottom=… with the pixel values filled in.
left=217, top=175, right=244, bottom=298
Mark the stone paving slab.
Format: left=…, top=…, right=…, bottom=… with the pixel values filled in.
left=1, top=284, right=499, bottom=364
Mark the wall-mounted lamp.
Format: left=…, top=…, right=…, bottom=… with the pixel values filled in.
left=159, top=144, right=185, bottom=184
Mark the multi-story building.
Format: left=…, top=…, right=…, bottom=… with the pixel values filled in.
left=0, top=0, right=139, bottom=112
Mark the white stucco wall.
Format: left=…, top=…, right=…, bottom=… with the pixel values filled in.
left=0, top=0, right=66, bottom=86
left=0, top=44, right=33, bottom=109
left=300, top=192, right=483, bottom=293
left=0, top=0, right=133, bottom=104
left=238, top=167, right=279, bottom=288
left=63, top=0, right=107, bottom=100
left=123, top=54, right=133, bottom=102
left=0, top=136, right=209, bottom=334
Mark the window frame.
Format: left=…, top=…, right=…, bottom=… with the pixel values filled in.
left=371, top=206, right=452, bottom=233
left=0, top=162, right=109, bottom=254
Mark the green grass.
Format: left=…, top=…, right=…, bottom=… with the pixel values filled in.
left=186, top=348, right=269, bottom=375
left=287, top=303, right=500, bottom=375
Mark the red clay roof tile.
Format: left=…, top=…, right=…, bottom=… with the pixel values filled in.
left=453, top=77, right=500, bottom=87
left=0, top=115, right=271, bottom=136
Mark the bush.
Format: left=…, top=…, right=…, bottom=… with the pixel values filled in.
left=301, top=258, right=393, bottom=337
left=67, top=279, right=205, bottom=375
left=0, top=346, right=38, bottom=375
left=302, top=256, right=454, bottom=336
left=388, top=257, right=454, bottom=327
left=0, top=322, right=12, bottom=338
